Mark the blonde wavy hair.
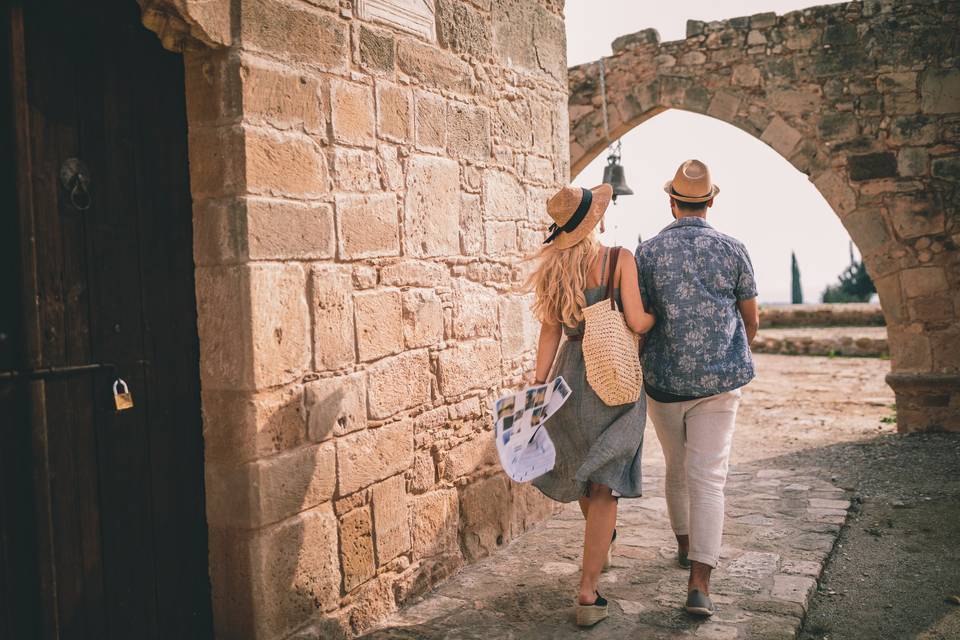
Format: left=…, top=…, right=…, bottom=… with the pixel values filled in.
left=525, top=230, right=601, bottom=328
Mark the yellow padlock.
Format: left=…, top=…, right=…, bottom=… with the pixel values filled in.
left=113, top=378, right=134, bottom=411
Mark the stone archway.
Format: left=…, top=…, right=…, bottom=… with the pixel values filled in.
left=568, top=0, right=960, bottom=432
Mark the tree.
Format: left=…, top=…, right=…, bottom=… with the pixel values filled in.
left=791, top=251, right=804, bottom=304
left=822, top=242, right=876, bottom=303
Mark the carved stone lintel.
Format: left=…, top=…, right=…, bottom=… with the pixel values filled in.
left=137, top=0, right=231, bottom=53
left=356, top=0, right=437, bottom=43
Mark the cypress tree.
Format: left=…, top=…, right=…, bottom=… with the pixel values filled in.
left=791, top=251, right=804, bottom=304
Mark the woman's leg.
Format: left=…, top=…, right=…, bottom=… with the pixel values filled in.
left=578, top=495, right=590, bottom=518
left=578, top=483, right=617, bottom=604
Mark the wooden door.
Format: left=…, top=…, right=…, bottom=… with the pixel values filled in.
left=1, top=1, right=213, bottom=638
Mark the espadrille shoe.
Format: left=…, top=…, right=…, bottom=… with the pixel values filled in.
left=684, top=589, right=714, bottom=616
left=576, top=592, right=609, bottom=627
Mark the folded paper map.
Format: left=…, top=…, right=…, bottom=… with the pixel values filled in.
left=491, top=376, right=571, bottom=482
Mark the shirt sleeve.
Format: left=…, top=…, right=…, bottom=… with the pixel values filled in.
left=735, top=245, right=758, bottom=300
left=634, top=245, right=651, bottom=308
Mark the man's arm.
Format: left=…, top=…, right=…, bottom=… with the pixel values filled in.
left=737, top=297, right=759, bottom=344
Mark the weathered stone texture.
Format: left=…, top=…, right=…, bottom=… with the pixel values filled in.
left=181, top=0, right=567, bottom=636
left=568, top=0, right=960, bottom=435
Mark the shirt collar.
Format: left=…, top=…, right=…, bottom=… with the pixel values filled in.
left=662, top=217, right=713, bottom=233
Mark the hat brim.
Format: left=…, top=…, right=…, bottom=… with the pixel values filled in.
left=552, top=183, right=613, bottom=249
left=663, top=182, right=720, bottom=203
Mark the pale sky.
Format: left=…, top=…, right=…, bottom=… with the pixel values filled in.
left=565, top=1, right=858, bottom=304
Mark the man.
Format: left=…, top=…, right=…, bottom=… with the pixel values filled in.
left=634, top=159, right=760, bottom=616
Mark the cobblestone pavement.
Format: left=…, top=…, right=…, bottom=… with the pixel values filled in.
left=752, top=326, right=888, bottom=358
left=362, top=355, right=895, bottom=639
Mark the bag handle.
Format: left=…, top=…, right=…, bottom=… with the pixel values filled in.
left=605, top=247, right=620, bottom=310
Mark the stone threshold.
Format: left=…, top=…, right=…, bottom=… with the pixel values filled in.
left=360, top=460, right=853, bottom=639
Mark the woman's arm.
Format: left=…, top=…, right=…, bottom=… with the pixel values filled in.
left=617, top=248, right=656, bottom=335
left=533, top=321, right=564, bottom=383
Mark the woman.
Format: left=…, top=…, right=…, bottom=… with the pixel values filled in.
left=526, top=183, right=655, bottom=627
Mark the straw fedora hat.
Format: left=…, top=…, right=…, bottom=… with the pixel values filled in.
left=544, top=183, right=613, bottom=249
left=663, top=159, right=720, bottom=203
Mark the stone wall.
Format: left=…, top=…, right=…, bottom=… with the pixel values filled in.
left=142, top=0, right=569, bottom=637
left=759, top=303, right=885, bottom=328
left=568, top=1, right=960, bottom=432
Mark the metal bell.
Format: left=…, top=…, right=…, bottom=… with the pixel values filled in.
left=602, top=152, right=633, bottom=203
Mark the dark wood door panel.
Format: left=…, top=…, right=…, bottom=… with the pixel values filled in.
left=5, top=1, right=213, bottom=637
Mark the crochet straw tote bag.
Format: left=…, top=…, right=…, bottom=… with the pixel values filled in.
left=582, top=248, right=642, bottom=406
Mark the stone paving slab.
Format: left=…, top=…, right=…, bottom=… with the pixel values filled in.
left=360, top=354, right=893, bottom=639
left=361, top=462, right=849, bottom=639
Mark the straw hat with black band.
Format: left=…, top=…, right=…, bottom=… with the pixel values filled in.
left=543, top=183, right=613, bottom=249
left=663, top=159, right=720, bottom=203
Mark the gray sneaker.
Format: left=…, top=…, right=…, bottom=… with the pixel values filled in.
left=685, top=589, right=714, bottom=616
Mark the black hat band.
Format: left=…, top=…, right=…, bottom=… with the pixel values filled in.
left=543, top=188, right=593, bottom=245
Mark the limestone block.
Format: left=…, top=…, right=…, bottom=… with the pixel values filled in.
left=706, top=91, right=741, bottom=122
left=732, top=64, right=761, bottom=87
left=460, top=193, right=483, bottom=255
left=932, top=157, right=960, bottom=181
left=376, top=82, right=412, bottom=143
left=336, top=421, right=414, bottom=495
left=333, top=148, right=380, bottom=192
left=772, top=574, right=816, bottom=604
left=354, top=289, right=404, bottom=362
left=336, top=193, right=400, bottom=260
left=249, top=263, right=311, bottom=389
left=409, top=451, right=437, bottom=493
left=495, top=100, right=531, bottom=148
left=304, top=372, right=367, bottom=441
left=366, top=350, right=432, bottom=419
left=889, top=192, right=945, bottom=239
left=769, top=89, right=821, bottom=115
left=240, top=59, right=324, bottom=135
left=377, top=144, right=404, bottom=191
left=530, top=100, right=553, bottom=154
left=878, top=71, right=918, bottom=93
left=414, top=91, right=446, bottom=152
left=184, top=51, right=239, bottom=126
left=436, top=0, right=492, bottom=58
left=761, top=116, right=803, bottom=158
left=245, top=199, right=335, bottom=261
left=206, top=442, right=337, bottom=529
left=812, top=170, right=856, bottom=216
left=202, top=385, right=306, bottom=463
left=459, top=473, right=512, bottom=561
left=402, top=289, right=444, bottom=349
left=240, top=0, right=348, bottom=72
left=331, top=79, right=376, bottom=147
left=897, top=147, right=929, bottom=177
left=437, top=339, right=500, bottom=397
left=511, top=480, right=558, bottom=534
left=920, top=68, right=960, bottom=114
left=196, top=268, right=249, bottom=388
left=380, top=260, right=448, bottom=287
left=358, top=25, right=396, bottom=75
left=499, top=294, right=536, bottom=358
left=340, top=507, right=376, bottom=591
left=244, top=129, right=328, bottom=198
left=410, top=489, right=459, bottom=559
left=452, top=279, right=498, bottom=339
left=848, top=152, right=897, bottom=181
left=491, top=0, right=565, bottom=82
left=483, top=170, right=526, bottom=221
left=840, top=209, right=890, bottom=255
left=888, top=115, right=937, bottom=145
left=484, top=220, right=518, bottom=256
left=447, top=102, right=491, bottom=160
left=397, top=38, right=473, bottom=94
left=901, top=267, right=949, bottom=298
left=231, top=504, right=341, bottom=638
left=310, top=265, right=356, bottom=371
left=443, top=435, right=497, bottom=480
left=370, top=474, right=411, bottom=564
left=404, top=155, right=460, bottom=257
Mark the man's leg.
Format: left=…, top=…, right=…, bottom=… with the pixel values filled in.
left=646, top=396, right=690, bottom=554
left=683, top=389, right=741, bottom=595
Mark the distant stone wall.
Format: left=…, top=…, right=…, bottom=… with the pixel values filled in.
left=569, top=1, right=960, bottom=432
left=760, top=303, right=886, bottom=328
left=143, top=0, right=569, bottom=637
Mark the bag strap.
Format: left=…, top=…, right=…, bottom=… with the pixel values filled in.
left=605, top=247, right=620, bottom=310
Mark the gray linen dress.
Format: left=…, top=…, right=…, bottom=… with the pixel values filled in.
left=532, top=251, right=647, bottom=503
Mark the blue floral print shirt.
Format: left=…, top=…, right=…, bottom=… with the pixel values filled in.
left=634, top=217, right=758, bottom=397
